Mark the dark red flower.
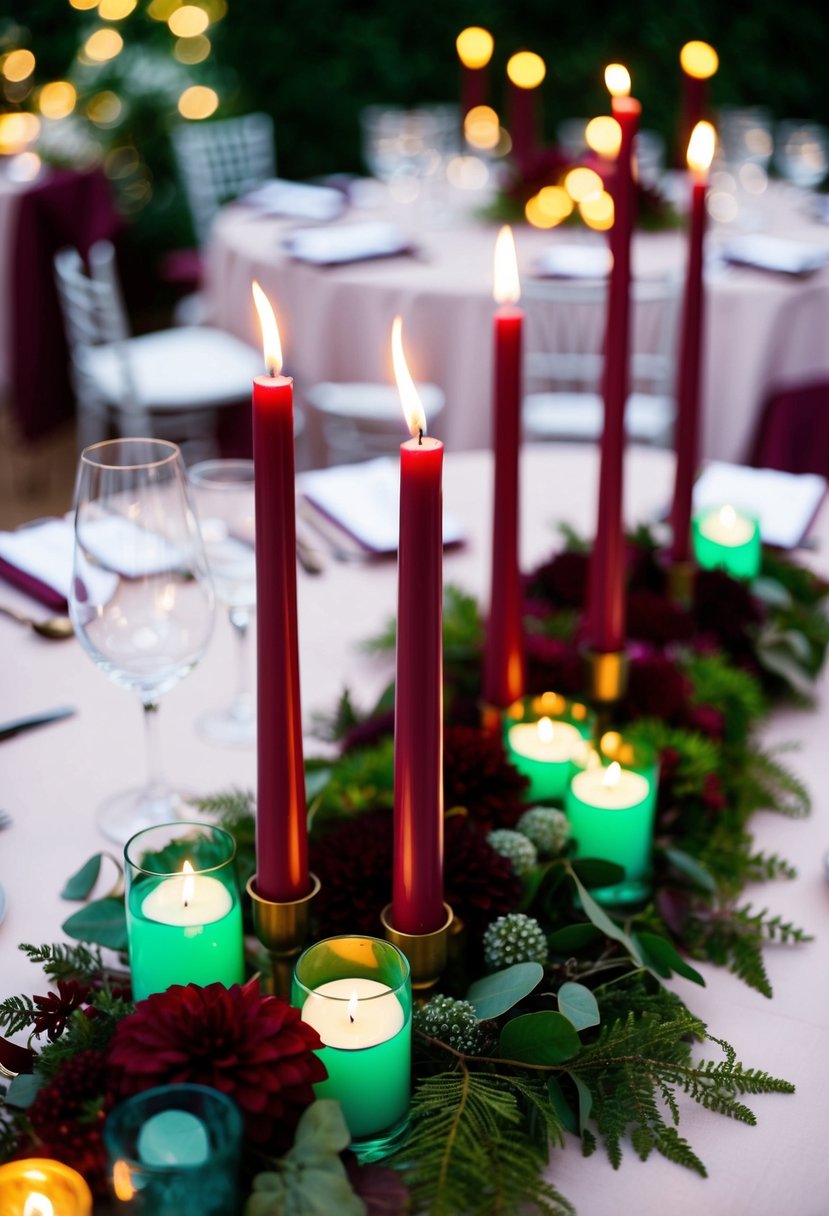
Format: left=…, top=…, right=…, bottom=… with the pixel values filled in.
left=626, top=590, right=694, bottom=647
left=687, top=703, right=726, bottom=741
left=659, top=746, right=682, bottom=786
left=0, top=1035, right=34, bottom=1075
left=444, top=814, right=521, bottom=939
left=32, top=980, right=91, bottom=1041
left=25, top=1049, right=114, bottom=1198
left=109, top=982, right=326, bottom=1150
left=625, top=653, right=690, bottom=722
left=524, top=634, right=585, bottom=697
left=693, top=568, right=764, bottom=656
left=701, top=772, right=727, bottom=811
left=525, top=551, right=589, bottom=610
left=342, top=708, right=395, bottom=753
left=313, top=808, right=393, bottom=936
left=443, top=725, right=529, bottom=831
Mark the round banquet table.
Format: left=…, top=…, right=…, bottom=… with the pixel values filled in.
left=1, top=444, right=828, bottom=1216
left=205, top=184, right=829, bottom=471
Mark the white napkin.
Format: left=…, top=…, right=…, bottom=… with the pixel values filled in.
left=298, top=458, right=464, bottom=554
left=693, top=461, right=827, bottom=548
left=534, top=244, right=611, bottom=279
left=284, top=222, right=412, bottom=266
left=0, top=519, right=75, bottom=600
left=240, top=178, right=345, bottom=221
left=720, top=235, right=829, bottom=275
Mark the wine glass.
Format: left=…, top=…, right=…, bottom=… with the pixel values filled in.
left=69, top=438, right=215, bottom=843
left=775, top=121, right=829, bottom=192
left=187, top=459, right=257, bottom=746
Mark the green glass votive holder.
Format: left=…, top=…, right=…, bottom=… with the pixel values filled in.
left=292, top=936, right=412, bottom=1161
left=564, top=733, right=659, bottom=906
left=503, top=692, right=595, bottom=804
left=692, top=504, right=761, bottom=580
left=124, top=822, right=245, bottom=1001
left=104, top=1083, right=242, bottom=1215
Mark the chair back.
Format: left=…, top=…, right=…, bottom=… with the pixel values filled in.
left=172, top=112, right=275, bottom=245
left=53, top=246, right=123, bottom=356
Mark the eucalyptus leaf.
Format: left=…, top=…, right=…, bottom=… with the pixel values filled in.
left=499, top=1011, right=581, bottom=1065
left=751, top=577, right=792, bottom=608
left=661, top=846, right=717, bottom=894
left=306, top=767, right=333, bottom=802
left=568, top=869, right=644, bottom=967
left=547, top=1076, right=578, bottom=1135
left=570, top=858, right=626, bottom=888
left=635, top=932, right=706, bottom=987
left=4, top=1072, right=41, bottom=1109
left=293, top=1099, right=351, bottom=1156
left=571, top=1072, right=594, bottom=1135
left=61, top=853, right=103, bottom=901
left=557, top=981, right=600, bottom=1030
left=755, top=644, right=815, bottom=699
left=547, top=923, right=602, bottom=953
left=466, top=962, right=544, bottom=1020
left=62, top=897, right=128, bottom=951
left=284, top=1168, right=365, bottom=1216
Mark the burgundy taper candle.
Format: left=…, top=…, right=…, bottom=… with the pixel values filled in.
left=507, top=52, right=546, bottom=173
left=251, top=282, right=309, bottom=903
left=484, top=226, right=525, bottom=708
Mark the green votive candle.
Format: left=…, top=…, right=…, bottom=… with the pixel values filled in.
left=293, top=937, right=412, bottom=1160
left=692, top=504, right=761, bottom=580
left=504, top=694, right=594, bottom=803
left=125, top=823, right=245, bottom=1001
left=565, top=758, right=656, bottom=904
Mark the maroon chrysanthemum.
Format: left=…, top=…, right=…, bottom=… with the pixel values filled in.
left=626, top=590, right=694, bottom=647
left=443, top=725, right=529, bottom=830
left=32, top=980, right=91, bottom=1041
left=444, top=814, right=521, bottom=939
left=624, top=653, right=691, bottom=722
left=25, top=1048, right=114, bottom=1198
left=524, top=633, right=585, bottom=697
left=313, top=808, right=393, bottom=935
left=525, top=550, right=589, bottom=610
left=693, top=568, right=764, bottom=658
left=108, top=982, right=326, bottom=1150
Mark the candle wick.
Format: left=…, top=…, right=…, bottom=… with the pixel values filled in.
left=418, top=428, right=423, bottom=446
left=269, top=367, right=276, bottom=378
left=349, top=1013, right=355, bottom=1023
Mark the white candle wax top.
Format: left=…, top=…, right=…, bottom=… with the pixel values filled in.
left=22, top=1196, right=52, bottom=1216
left=301, top=977, right=405, bottom=1050
left=508, top=717, right=582, bottom=763
left=137, top=1108, right=210, bottom=1167
left=570, top=762, right=650, bottom=810
left=140, top=864, right=232, bottom=927
left=698, top=504, right=755, bottom=547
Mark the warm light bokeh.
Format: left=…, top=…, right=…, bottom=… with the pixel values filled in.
left=585, top=114, right=622, bottom=158
left=464, top=104, right=500, bottom=151
left=680, top=40, right=719, bottom=80
left=39, top=81, right=77, bottom=119
left=98, top=0, right=137, bottom=18
left=2, top=49, right=36, bottom=82
left=525, top=186, right=574, bottom=230
left=507, top=51, right=546, bottom=90
left=178, top=84, right=219, bottom=119
left=174, top=34, right=211, bottom=64
left=0, top=111, right=40, bottom=153
left=168, top=5, right=210, bottom=37
left=69, top=0, right=100, bottom=9
left=579, top=191, right=614, bottom=230
left=391, top=316, right=427, bottom=438
left=604, top=63, right=631, bottom=97
left=252, top=280, right=283, bottom=374
left=687, top=119, right=717, bottom=173
left=564, top=166, right=603, bottom=202
left=87, top=91, right=123, bottom=126
left=84, top=28, right=124, bottom=61
left=456, top=26, right=494, bottom=70
left=493, top=225, right=520, bottom=305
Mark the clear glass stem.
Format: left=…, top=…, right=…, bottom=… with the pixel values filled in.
left=142, top=699, right=166, bottom=799
left=229, top=605, right=254, bottom=723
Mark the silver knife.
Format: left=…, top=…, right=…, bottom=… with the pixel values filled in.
left=0, top=706, right=77, bottom=742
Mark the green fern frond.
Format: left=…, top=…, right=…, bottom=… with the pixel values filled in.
left=190, top=788, right=255, bottom=825
left=740, top=745, right=811, bottom=818
left=19, top=941, right=105, bottom=984
left=0, top=995, right=38, bottom=1036
left=745, top=851, right=797, bottom=881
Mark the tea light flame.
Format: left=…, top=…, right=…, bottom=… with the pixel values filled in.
left=391, top=315, right=427, bottom=438
left=23, top=1196, right=53, bottom=1216
left=181, top=860, right=195, bottom=908
left=603, top=761, right=622, bottom=789
left=537, top=715, right=554, bottom=744
left=604, top=63, right=631, bottom=98
left=252, top=280, right=283, bottom=375
left=493, top=225, right=520, bottom=304
left=348, top=991, right=358, bottom=1024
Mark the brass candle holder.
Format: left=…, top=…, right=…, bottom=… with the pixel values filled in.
left=583, top=648, right=629, bottom=705
left=247, top=873, right=321, bottom=1000
left=668, top=558, right=696, bottom=608
left=380, top=903, right=454, bottom=997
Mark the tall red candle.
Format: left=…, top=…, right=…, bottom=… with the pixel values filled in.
left=456, top=26, right=494, bottom=126
left=670, top=122, right=716, bottom=564
left=506, top=51, right=546, bottom=172
left=484, top=226, right=525, bottom=709
left=390, top=317, right=444, bottom=936
left=251, top=282, right=308, bottom=903
left=677, top=41, right=718, bottom=166
left=587, top=67, right=639, bottom=654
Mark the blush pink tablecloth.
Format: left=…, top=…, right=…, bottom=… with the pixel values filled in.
left=1, top=444, right=828, bottom=1215
left=205, top=185, right=829, bottom=471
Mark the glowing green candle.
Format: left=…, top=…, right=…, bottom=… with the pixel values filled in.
left=503, top=694, right=594, bottom=803
left=565, top=758, right=656, bottom=905
left=692, top=504, right=761, bottom=580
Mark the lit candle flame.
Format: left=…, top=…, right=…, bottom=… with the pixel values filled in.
left=537, top=715, right=554, bottom=745
left=456, top=26, right=494, bottom=70
left=680, top=40, right=719, bottom=81
left=603, top=760, right=622, bottom=789
left=687, top=120, right=716, bottom=175
left=348, top=991, right=358, bottom=1024
left=604, top=63, right=631, bottom=98
left=251, top=280, right=283, bottom=375
left=23, top=1196, right=53, bottom=1216
left=182, top=860, right=195, bottom=908
left=719, top=504, right=737, bottom=530
left=391, top=316, right=427, bottom=438
left=493, top=225, right=520, bottom=305
left=113, top=1160, right=136, bottom=1202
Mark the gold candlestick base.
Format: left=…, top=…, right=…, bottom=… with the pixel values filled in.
left=668, top=559, right=696, bottom=607
left=583, top=649, right=629, bottom=705
left=248, top=873, right=321, bottom=1000
left=380, top=903, right=454, bottom=997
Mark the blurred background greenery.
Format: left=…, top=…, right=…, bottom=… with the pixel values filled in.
left=3, top=0, right=829, bottom=252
